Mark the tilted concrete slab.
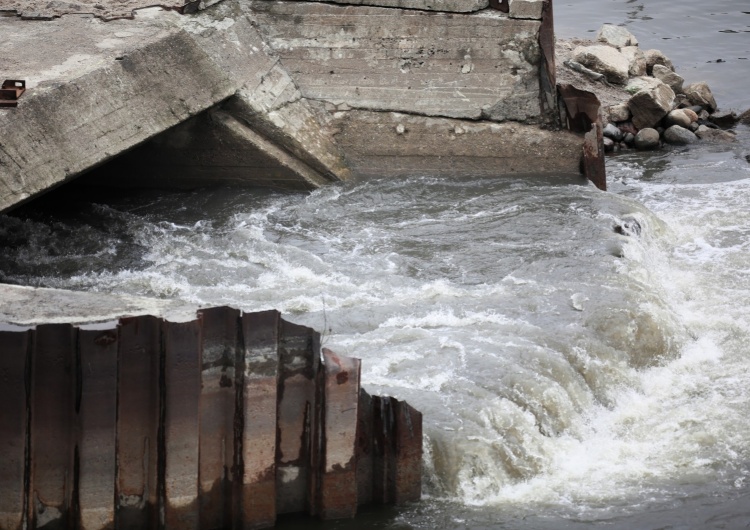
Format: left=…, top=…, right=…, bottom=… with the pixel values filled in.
left=248, top=1, right=543, bottom=122
left=0, top=0, right=189, bottom=20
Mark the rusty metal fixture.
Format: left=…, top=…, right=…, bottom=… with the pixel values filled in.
left=583, top=122, right=607, bottom=191
left=0, top=309, right=422, bottom=530
left=0, top=80, right=25, bottom=108
left=538, top=0, right=558, bottom=125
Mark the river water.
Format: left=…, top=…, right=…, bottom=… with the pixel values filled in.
left=2, top=1, right=750, bottom=528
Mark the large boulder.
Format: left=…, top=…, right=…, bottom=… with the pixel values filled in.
left=608, top=103, right=631, bottom=123
left=644, top=49, right=674, bottom=74
left=573, top=45, right=630, bottom=85
left=684, top=82, right=718, bottom=112
left=596, top=24, right=639, bottom=48
left=627, top=82, right=675, bottom=129
left=708, top=110, right=738, bottom=128
left=663, top=125, right=698, bottom=145
left=664, top=109, right=693, bottom=128
left=621, top=46, right=647, bottom=77
left=652, top=64, right=684, bottom=94
left=626, top=76, right=663, bottom=95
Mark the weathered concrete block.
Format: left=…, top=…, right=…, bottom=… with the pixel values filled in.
left=508, top=0, right=544, bottom=19
left=78, top=324, right=119, bottom=530
left=249, top=1, right=543, bottom=122
left=652, top=64, right=684, bottom=95
left=0, top=327, right=29, bottom=530
left=628, top=82, right=675, bottom=129
left=332, top=111, right=584, bottom=178
left=572, top=45, right=630, bottom=85
left=256, top=0, right=490, bottom=12
left=621, top=46, right=647, bottom=77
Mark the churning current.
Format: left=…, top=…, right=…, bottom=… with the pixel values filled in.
left=2, top=1, right=750, bottom=529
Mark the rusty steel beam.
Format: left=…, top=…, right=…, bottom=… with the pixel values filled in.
left=29, top=324, right=77, bottom=529
left=318, top=349, right=361, bottom=519
left=162, top=319, right=203, bottom=529
left=0, top=325, right=31, bottom=530
left=558, top=83, right=606, bottom=190
left=275, top=319, right=319, bottom=515
left=77, top=323, right=119, bottom=530
left=356, top=390, right=374, bottom=507
left=238, top=310, right=281, bottom=529
left=198, top=307, right=240, bottom=530
left=116, top=316, right=161, bottom=529
left=539, top=0, right=558, bottom=125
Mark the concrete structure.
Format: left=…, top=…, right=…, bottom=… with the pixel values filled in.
left=0, top=0, right=601, bottom=213
left=0, top=304, right=422, bottom=530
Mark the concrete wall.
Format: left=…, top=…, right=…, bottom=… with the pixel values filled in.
left=0, top=307, right=422, bottom=530
left=0, top=0, right=588, bottom=213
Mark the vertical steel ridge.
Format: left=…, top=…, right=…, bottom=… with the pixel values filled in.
left=0, top=309, right=422, bottom=530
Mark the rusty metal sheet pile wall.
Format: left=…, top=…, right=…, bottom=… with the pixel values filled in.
left=0, top=309, right=422, bottom=529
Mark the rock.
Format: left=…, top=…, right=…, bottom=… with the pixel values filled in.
left=740, top=108, right=750, bottom=125
left=603, top=123, right=624, bottom=141
left=652, top=64, right=684, bottom=94
left=597, top=24, right=639, bottom=48
left=682, top=108, right=699, bottom=123
left=626, top=76, right=663, bottom=95
left=573, top=45, right=630, bottom=85
left=644, top=49, right=674, bottom=75
left=621, top=46, right=647, bottom=77
left=663, top=125, right=699, bottom=145
left=688, top=122, right=700, bottom=132
left=699, top=110, right=710, bottom=120
left=618, top=122, right=638, bottom=136
left=508, top=0, right=544, bottom=19
left=624, top=132, right=635, bottom=145
left=696, top=125, right=737, bottom=142
left=687, top=105, right=705, bottom=115
left=628, top=82, right=675, bottom=129
left=634, top=128, right=660, bottom=150
left=708, top=110, right=738, bottom=128
left=684, top=82, right=718, bottom=112
left=608, top=103, right=631, bottom=123
left=603, top=136, right=616, bottom=152
left=664, top=109, right=693, bottom=128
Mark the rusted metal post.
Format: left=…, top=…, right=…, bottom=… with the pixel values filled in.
left=558, top=84, right=606, bottom=190
left=162, top=319, right=203, bottom=529
left=356, top=390, right=374, bottom=507
left=29, top=324, right=77, bottom=529
left=275, top=320, right=319, bottom=515
left=0, top=325, right=31, bottom=530
left=318, top=349, right=360, bottom=519
left=115, top=316, right=161, bottom=529
left=198, top=307, right=240, bottom=530
left=77, top=323, right=119, bottom=530
left=238, top=310, right=281, bottom=529
left=392, top=401, right=423, bottom=504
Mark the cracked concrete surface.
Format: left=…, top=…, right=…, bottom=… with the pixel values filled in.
left=0, top=0, right=189, bottom=20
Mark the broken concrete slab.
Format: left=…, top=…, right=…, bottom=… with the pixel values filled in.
left=508, top=0, right=544, bottom=20
left=248, top=1, right=543, bottom=122
left=331, top=111, right=584, bottom=178
left=255, top=0, right=490, bottom=13
left=0, top=0, right=188, bottom=20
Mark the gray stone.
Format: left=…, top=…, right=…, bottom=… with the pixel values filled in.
left=682, top=108, right=699, bottom=123
left=684, top=82, right=718, bottom=112
left=688, top=122, right=700, bottom=132
left=626, top=76, right=663, bottom=95
left=603, top=123, right=624, bottom=142
left=708, top=110, right=739, bottom=128
left=663, top=125, right=699, bottom=145
left=634, top=128, right=660, bottom=150
left=644, top=49, right=674, bottom=75
left=596, top=24, right=639, bottom=48
left=621, top=46, right=647, bottom=77
left=508, top=0, right=544, bottom=19
left=664, top=109, right=692, bottom=129
left=572, top=45, right=630, bottom=85
left=603, top=137, right=616, bottom=152
left=652, top=64, right=684, bottom=94
left=627, top=82, right=675, bottom=129
left=608, top=103, right=631, bottom=123
left=740, top=108, right=750, bottom=125
left=696, top=125, right=737, bottom=143
left=624, top=132, right=635, bottom=145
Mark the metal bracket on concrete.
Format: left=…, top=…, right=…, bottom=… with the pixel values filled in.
left=0, top=80, right=25, bottom=108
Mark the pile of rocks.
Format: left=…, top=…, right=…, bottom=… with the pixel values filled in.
left=567, top=24, right=742, bottom=152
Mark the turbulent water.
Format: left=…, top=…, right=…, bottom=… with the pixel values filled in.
left=2, top=1, right=750, bottom=528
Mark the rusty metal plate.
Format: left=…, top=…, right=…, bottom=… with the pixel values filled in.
left=0, top=80, right=25, bottom=108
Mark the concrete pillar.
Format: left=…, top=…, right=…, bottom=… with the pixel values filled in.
left=29, top=324, right=76, bottom=529
left=77, top=323, right=119, bottom=530
left=162, top=320, right=203, bottom=529
left=239, top=310, right=281, bottom=529
left=198, top=307, right=241, bottom=530
left=115, top=316, right=161, bottom=530
left=0, top=326, right=31, bottom=530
